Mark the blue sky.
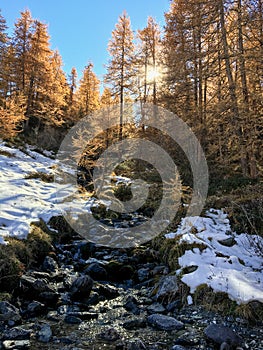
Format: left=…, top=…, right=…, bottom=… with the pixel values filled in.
left=1, top=1, right=170, bottom=81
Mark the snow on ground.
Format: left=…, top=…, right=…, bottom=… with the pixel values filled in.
left=0, top=141, right=262, bottom=304
left=0, top=142, right=62, bottom=241
left=165, top=209, right=263, bottom=304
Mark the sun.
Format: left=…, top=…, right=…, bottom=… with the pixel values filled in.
left=147, top=66, right=160, bottom=82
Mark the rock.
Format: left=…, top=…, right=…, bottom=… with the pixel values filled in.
left=155, top=275, right=178, bottom=301
left=19, top=275, right=55, bottom=299
left=38, top=291, right=59, bottom=306
left=99, top=327, right=120, bottom=341
left=204, top=324, right=243, bottom=347
left=3, top=327, right=31, bottom=340
left=123, top=318, right=147, bottom=330
left=218, top=237, right=236, bottom=247
left=137, top=268, right=150, bottom=282
left=147, top=314, right=184, bottom=331
left=0, top=301, right=21, bottom=325
left=36, top=323, right=52, bottom=343
left=27, top=301, right=45, bottom=316
left=123, top=296, right=140, bottom=315
left=97, top=283, right=119, bottom=300
left=2, top=340, right=30, bottom=349
left=42, top=256, right=58, bottom=273
left=84, top=263, right=107, bottom=280
left=69, top=275, right=93, bottom=300
left=171, top=346, right=187, bottom=350
left=64, top=315, right=82, bottom=324
left=147, top=302, right=166, bottom=314
left=166, top=300, right=181, bottom=312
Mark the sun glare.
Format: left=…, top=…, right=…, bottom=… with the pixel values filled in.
left=146, top=66, right=161, bottom=82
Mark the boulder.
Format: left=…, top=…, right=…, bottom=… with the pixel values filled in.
left=204, top=324, right=243, bottom=348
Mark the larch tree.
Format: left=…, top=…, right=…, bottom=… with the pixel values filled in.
left=0, top=9, right=8, bottom=104
left=0, top=10, right=25, bottom=139
left=137, top=17, right=161, bottom=106
left=104, top=11, right=135, bottom=140
left=13, top=9, right=33, bottom=93
left=76, top=62, right=100, bottom=117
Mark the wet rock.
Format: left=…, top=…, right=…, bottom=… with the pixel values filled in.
left=69, top=275, right=93, bottom=300
left=0, top=301, right=21, bottom=325
left=2, top=326, right=31, bottom=340
left=155, top=275, right=178, bottom=301
left=123, top=318, right=147, bottom=330
left=204, top=324, right=243, bottom=347
left=147, top=314, right=184, bottom=331
left=171, top=346, right=187, bottom=350
left=2, top=340, right=30, bottom=349
left=36, top=322, right=52, bottom=343
left=99, top=327, right=120, bottom=341
left=42, top=256, right=58, bottom=273
left=84, top=263, right=107, bottom=280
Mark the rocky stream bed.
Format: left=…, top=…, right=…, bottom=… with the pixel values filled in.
left=0, top=222, right=262, bottom=350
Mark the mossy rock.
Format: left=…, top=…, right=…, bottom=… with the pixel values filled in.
left=0, top=246, right=24, bottom=292
left=193, top=284, right=237, bottom=315
left=157, top=236, right=207, bottom=270
left=26, top=222, right=53, bottom=266
left=48, top=215, right=76, bottom=243
left=235, top=301, right=263, bottom=324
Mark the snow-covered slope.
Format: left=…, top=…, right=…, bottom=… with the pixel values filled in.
left=165, top=210, right=263, bottom=304
left=0, top=143, right=62, bottom=244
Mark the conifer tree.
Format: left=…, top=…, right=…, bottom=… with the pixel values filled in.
left=0, top=10, right=9, bottom=104
left=137, top=17, right=161, bottom=105
left=104, top=11, right=135, bottom=140
left=76, top=62, right=100, bottom=117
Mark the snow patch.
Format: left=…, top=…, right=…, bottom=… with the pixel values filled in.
left=165, top=209, right=263, bottom=304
